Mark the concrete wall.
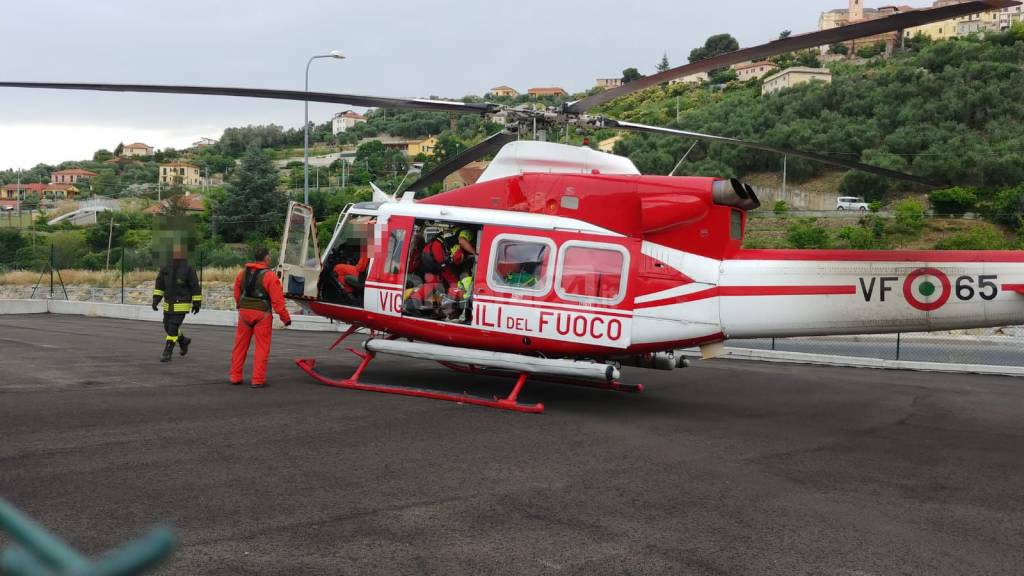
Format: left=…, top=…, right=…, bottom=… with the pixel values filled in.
left=0, top=299, right=347, bottom=332
left=752, top=185, right=839, bottom=211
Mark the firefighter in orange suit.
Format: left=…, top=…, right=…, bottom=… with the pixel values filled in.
left=230, top=247, right=292, bottom=388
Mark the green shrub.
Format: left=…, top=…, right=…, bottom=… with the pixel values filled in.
left=786, top=218, right=832, bottom=248
left=773, top=200, right=789, bottom=215
left=201, top=244, right=247, bottom=268
left=868, top=201, right=883, bottom=213
left=49, top=231, right=88, bottom=269
left=990, top=185, right=1024, bottom=229
left=929, top=187, right=977, bottom=217
left=934, top=225, right=1009, bottom=250
left=891, top=199, right=926, bottom=237
left=837, top=214, right=889, bottom=249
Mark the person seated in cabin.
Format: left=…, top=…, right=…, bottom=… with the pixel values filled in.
left=331, top=219, right=373, bottom=301
left=440, top=273, right=474, bottom=322
left=504, top=262, right=540, bottom=288
left=404, top=227, right=448, bottom=317
left=333, top=253, right=368, bottom=295
left=447, top=227, right=477, bottom=270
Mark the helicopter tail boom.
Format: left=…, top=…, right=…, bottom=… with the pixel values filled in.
left=718, top=250, right=1024, bottom=338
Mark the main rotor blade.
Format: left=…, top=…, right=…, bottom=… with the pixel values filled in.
left=407, top=130, right=517, bottom=193
left=568, top=0, right=1020, bottom=113
left=0, top=82, right=496, bottom=114
left=603, top=119, right=937, bottom=187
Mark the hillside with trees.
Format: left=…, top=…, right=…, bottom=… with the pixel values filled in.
left=602, top=26, right=1024, bottom=197
left=3, top=26, right=1024, bottom=274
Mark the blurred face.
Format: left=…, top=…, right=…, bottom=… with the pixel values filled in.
left=172, top=245, right=185, bottom=259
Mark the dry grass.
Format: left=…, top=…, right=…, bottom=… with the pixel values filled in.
left=0, top=267, right=240, bottom=286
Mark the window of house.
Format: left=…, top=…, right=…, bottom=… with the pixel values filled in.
left=488, top=235, right=554, bottom=295
left=555, top=242, right=628, bottom=305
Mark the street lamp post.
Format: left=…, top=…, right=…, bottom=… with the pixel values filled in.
left=304, top=50, right=345, bottom=205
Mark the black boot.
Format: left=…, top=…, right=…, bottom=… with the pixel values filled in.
left=178, top=335, right=191, bottom=357
left=160, top=341, right=175, bottom=362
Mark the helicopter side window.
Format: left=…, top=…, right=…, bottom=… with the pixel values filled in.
left=383, top=229, right=405, bottom=275
left=555, top=241, right=628, bottom=305
left=488, top=235, right=554, bottom=295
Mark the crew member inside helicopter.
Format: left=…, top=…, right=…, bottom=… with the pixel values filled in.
left=321, top=216, right=375, bottom=306
left=404, top=221, right=479, bottom=321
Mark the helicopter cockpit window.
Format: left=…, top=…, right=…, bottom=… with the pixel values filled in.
left=489, top=236, right=554, bottom=295
left=320, top=214, right=376, bottom=306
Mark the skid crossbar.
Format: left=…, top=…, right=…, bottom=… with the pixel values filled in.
left=295, top=354, right=545, bottom=414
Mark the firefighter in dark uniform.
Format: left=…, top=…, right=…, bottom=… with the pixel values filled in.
left=152, top=245, right=202, bottom=362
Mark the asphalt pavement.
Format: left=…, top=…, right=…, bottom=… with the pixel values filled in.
left=1, top=315, right=1023, bottom=575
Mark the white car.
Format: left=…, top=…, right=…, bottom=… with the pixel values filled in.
left=0, top=205, right=14, bottom=212
left=836, top=196, right=869, bottom=211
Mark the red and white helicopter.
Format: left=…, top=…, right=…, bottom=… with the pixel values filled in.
left=5, top=0, right=1022, bottom=412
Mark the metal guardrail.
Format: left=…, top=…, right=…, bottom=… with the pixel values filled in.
left=729, top=332, right=1024, bottom=368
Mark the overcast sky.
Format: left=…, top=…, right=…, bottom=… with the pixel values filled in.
left=0, top=1, right=929, bottom=171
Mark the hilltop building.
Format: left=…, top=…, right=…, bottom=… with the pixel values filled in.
left=332, top=110, right=367, bottom=135
left=143, top=193, right=206, bottom=215
left=489, top=86, right=519, bottom=97
left=818, top=0, right=909, bottom=56
left=50, top=168, right=96, bottom=185
left=159, top=161, right=202, bottom=187
left=762, top=67, right=833, bottom=95
left=0, top=182, right=47, bottom=209
left=902, top=0, right=1009, bottom=40
left=443, top=161, right=489, bottom=191
left=595, top=78, right=623, bottom=90
left=407, top=136, right=438, bottom=158
left=192, top=137, right=218, bottom=148
left=42, top=184, right=79, bottom=201
left=668, top=72, right=709, bottom=86
left=732, top=61, right=778, bottom=81
left=122, top=142, right=154, bottom=157
left=527, top=87, right=568, bottom=97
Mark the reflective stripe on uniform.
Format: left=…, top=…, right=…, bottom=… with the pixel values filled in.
left=165, top=334, right=179, bottom=342
left=192, top=294, right=203, bottom=301
left=153, top=289, right=165, bottom=296
left=164, top=302, right=192, bottom=312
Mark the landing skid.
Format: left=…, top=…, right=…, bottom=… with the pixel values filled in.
left=437, top=361, right=643, bottom=394
left=295, top=349, right=545, bottom=414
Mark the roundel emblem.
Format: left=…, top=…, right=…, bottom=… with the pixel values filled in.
left=902, top=268, right=951, bottom=311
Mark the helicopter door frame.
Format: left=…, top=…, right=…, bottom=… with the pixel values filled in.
left=321, top=202, right=354, bottom=265
left=365, top=215, right=414, bottom=317
left=278, top=201, right=320, bottom=298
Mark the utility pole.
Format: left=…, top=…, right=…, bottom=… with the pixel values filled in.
left=16, top=167, right=21, bottom=229
left=105, top=212, right=115, bottom=270
left=782, top=155, right=788, bottom=197
left=304, top=51, right=345, bottom=205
